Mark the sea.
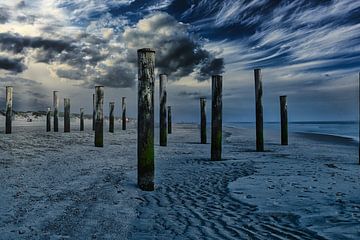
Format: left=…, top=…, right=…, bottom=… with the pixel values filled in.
left=226, top=121, right=359, bottom=142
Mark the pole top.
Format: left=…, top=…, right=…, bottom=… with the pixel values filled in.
left=109, top=101, right=115, bottom=104
left=280, top=95, right=287, bottom=98
left=138, top=48, right=156, bottom=53
left=95, top=85, right=104, bottom=88
left=212, top=75, right=223, bottom=80
left=159, top=73, right=168, bottom=76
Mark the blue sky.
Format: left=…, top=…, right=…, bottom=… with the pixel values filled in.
left=0, top=0, right=359, bottom=122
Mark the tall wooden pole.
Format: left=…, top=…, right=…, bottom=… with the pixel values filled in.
left=109, top=102, right=115, bottom=133
left=5, top=86, right=13, bottom=134
left=137, top=48, right=155, bottom=191
left=358, top=72, right=359, bottom=164
left=167, top=106, right=172, bottom=134
left=64, top=98, right=70, bottom=132
left=95, top=86, right=104, bottom=147
left=53, top=91, right=59, bottom=132
left=211, top=75, right=222, bottom=161
left=80, top=108, right=84, bottom=131
left=200, top=97, right=207, bottom=144
left=92, top=94, right=95, bottom=131
left=280, top=96, right=288, bottom=145
left=122, top=97, right=126, bottom=130
left=159, top=74, right=167, bottom=146
left=255, top=69, right=264, bottom=152
left=46, top=107, right=51, bottom=132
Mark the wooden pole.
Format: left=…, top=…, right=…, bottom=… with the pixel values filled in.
left=159, top=74, right=167, bottom=146
left=137, top=48, right=155, bottom=191
left=80, top=108, right=84, bottom=131
left=168, top=106, right=172, bottom=134
left=95, top=86, right=104, bottom=147
left=5, top=86, right=13, bottom=134
left=92, top=94, right=95, bottom=131
left=109, top=102, right=115, bottom=133
left=122, top=97, right=126, bottom=130
left=280, top=96, right=288, bottom=145
left=200, top=97, right=207, bottom=144
left=211, top=75, right=222, bottom=161
left=53, top=91, right=59, bottom=132
left=254, top=69, right=264, bottom=152
left=46, top=107, right=51, bottom=132
left=64, top=98, right=70, bottom=132
left=358, top=72, right=359, bottom=164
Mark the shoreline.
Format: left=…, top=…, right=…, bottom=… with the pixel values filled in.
left=294, top=131, right=358, bottom=146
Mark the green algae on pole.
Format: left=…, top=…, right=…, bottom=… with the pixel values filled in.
left=53, top=91, right=59, bottom=132
left=254, top=69, right=264, bottom=152
left=122, top=97, right=126, bottom=130
left=109, top=102, right=115, bottom=133
left=200, top=97, right=207, bottom=144
left=5, top=86, right=13, bottom=134
left=137, top=48, right=155, bottom=191
left=280, top=96, right=288, bottom=145
left=95, top=86, right=104, bottom=147
left=64, top=98, right=70, bottom=132
left=211, top=75, right=222, bottom=161
left=92, top=94, right=95, bottom=131
left=168, top=106, right=172, bottom=134
left=46, top=107, right=51, bottom=132
left=80, top=108, right=84, bottom=131
left=159, top=74, right=168, bottom=146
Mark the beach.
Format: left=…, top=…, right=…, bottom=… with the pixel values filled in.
left=0, top=119, right=359, bottom=239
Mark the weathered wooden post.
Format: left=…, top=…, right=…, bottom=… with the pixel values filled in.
left=280, top=96, right=288, bottom=145
left=159, top=74, right=167, bottom=146
left=92, top=94, right=95, bottom=131
left=5, top=86, right=13, bottom=134
left=64, top=98, right=70, bottom=132
left=109, top=102, right=115, bottom=133
left=137, top=48, right=155, bottom=191
left=200, top=97, right=207, bottom=144
left=254, top=69, right=264, bottom=152
left=95, top=86, right=104, bottom=147
left=211, top=75, right=222, bottom=161
left=122, top=97, right=126, bottom=130
left=46, top=107, right=51, bottom=132
left=80, top=108, right=84, bottom=131
left=168, top=106, right=172, bottom=134
left=53, top=91, right=59, bottom=132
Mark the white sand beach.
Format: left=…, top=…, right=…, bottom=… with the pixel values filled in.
left=0, top=119, right=359, bottom=239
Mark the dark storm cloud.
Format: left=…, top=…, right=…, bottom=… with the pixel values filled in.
left=93, top=63, right=135, bottom=88
left=0, top=57, right=26, bottom=73
left=123, top=12, right=224, bottom=82
left=0, top=32, right=73, bottom=55
left=0, top=7, right=10, bottom=24
left=56, top=68, right=85, bottom=80
left=197, top=58, right=224, bottom=81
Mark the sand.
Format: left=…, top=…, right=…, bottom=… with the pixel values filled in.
left=0, top=119, right=359, bottom=239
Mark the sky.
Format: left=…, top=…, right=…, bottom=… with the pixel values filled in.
left=0, top=0, right=359, bottom=122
